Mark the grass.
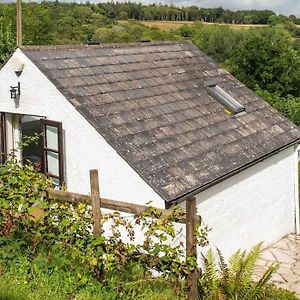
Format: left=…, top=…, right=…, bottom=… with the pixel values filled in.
left=123, top=20, right=193, bottom=30
left=0, top=248, right=184, bottom=300
left=0, top=274, right=181, bottom=300
left=118, top=20, right=268, bottom=31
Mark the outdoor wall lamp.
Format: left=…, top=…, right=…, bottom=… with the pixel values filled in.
left=11, top=57, right=25, bottom=77
left=10, top=82, right=21, bottom=99
left=15, top=64, right=24, bottom=77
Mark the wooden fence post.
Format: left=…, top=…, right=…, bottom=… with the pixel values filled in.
left=186, top=196, right=198, bottom=300
left=89, top=169, right=101, bottom=236
left=16, top=0, right=22, bottom=47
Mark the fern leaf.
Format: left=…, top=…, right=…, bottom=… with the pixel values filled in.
left=253, top=263, right=279, bottom=297
left=240, top=243, right=262, bottom=285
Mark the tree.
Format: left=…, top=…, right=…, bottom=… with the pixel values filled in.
left=229, top=28, right=300, bottom=97
left=93, top=28, right=116, bottom=43
left=127, top=24, right=143, bottom=40
left=190, top=23, right=242, bottom=63
left=119, top=11, right=128, bottom=20
left=268, top=14, right=288, bottom=26
left=0, top=18, right=15, bottom=65
left=178, top=24, right=194, bottom=37
left=23, top=2, right=55, bottom=45
left=243, top=15, right=253, bottom=24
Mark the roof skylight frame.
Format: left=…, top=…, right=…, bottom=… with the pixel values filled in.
left=205, top=83, right=245, bottom=115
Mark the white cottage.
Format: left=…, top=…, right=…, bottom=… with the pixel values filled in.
left=0, top=41, right=299, bottom=258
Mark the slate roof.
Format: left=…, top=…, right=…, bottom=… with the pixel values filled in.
left=21, top=41, right=300, bottom=203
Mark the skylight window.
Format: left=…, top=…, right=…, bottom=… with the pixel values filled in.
left=205, top=83, right=245, bottom=115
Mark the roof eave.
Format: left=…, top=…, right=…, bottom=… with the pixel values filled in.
left=166, top=137, right=300, bottom=208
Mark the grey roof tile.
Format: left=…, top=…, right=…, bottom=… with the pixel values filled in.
left=22, top=41, right=300, bottom=203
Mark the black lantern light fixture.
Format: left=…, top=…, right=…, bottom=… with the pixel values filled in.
left=10, top=82, right=21, bottom=99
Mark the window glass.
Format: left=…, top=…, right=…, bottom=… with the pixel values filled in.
left=21, top=116, right=41, bottom=167
left=50, top=177, right=60, bottom=187
left=205, top=83, right=245, bottom=115
left=41, top=119, right=64, bottom=186
left=46, top=151, right=59, bottom=177
left=0, top=123, right=3, bottom=165
left=46, top=125, right=58, bottom=150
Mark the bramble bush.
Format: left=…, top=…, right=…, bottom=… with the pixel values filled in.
left=0, top=151, right=209, bottom=298
left=0, top=150, right=298, bottom=299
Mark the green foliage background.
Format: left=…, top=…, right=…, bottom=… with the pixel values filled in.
left=1, top=2, right=300, bottom=126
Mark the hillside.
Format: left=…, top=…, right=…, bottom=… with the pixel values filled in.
left=119, top=20, right=269, bottom=31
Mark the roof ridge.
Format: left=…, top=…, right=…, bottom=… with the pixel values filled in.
left=20, top=40, right=190, bottom=52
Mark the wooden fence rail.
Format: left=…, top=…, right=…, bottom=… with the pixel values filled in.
left=46, top=169, right=199, bottom=300
left=47, top=187, right=192, bottom=223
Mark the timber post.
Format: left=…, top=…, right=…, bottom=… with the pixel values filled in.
left=89, top=169, right=102, bottom=236
left=16, top=0, right=22, bottom=47
left=186, top=196, right=198, bottom=300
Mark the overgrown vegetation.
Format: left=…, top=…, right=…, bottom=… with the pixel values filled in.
left=0, top=252, right=183, bottom=300
left=0, top=152, right=298, bottom=299
left=0, top=152, right=207, bottom=299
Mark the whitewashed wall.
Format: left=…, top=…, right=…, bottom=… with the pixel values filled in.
left=195, top=146, right=298, bottom=259
left=0, top=49, right=165, bottom=208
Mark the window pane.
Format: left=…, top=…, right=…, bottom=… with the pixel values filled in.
left=50, top=177, right=60, bottom=186
left=46, top=125, right=58, bottom=150
left=21, top=116, right=41, bottom=166
left=0, top=123, right=2, bottom=165
left=47, top=151, right=59, bottom=177
left=205, top=84, right=245, bottom=114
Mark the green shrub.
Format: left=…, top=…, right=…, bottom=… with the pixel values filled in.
left=198, top=244, right=298, bottom=300
left=256, top=88, right=300, bottom=126
left=0, top=155, right=209, bottom=298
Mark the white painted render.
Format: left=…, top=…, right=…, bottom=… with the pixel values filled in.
left=294, top=145, right=300, bottom=234
left=0, top=49, right=165, bottom=208
left=195, top=146, right=298, bottom=259
left=0, top=49, right=299, bottom=258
